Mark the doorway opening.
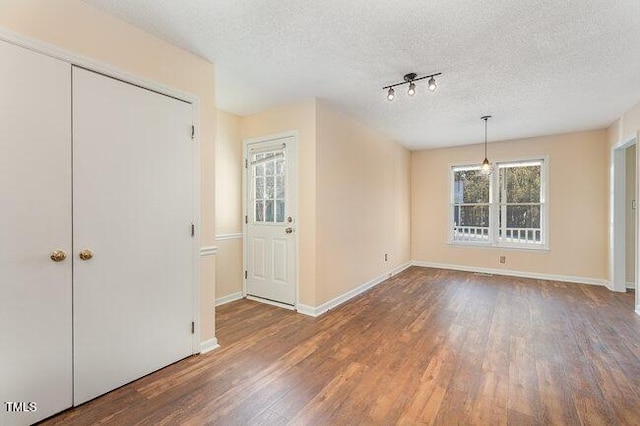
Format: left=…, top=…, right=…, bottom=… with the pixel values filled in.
left=610, top=133, right=638, bottom=313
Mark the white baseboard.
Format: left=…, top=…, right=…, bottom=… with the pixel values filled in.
left=411, top=261, right=609, bottom=287
left=295, top=303, right=316, bottom=317
left=636, top=305, right=640, bottom=316
left=215, top=292, right=243, bottom=306
left=199, top=337, right=219, bottom=354
left=296, top=262, right=412, bottom=317
left=627, top=281, right=636, bottom=289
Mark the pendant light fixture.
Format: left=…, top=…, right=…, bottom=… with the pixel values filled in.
left=480, top=115, right=493, bottom=176
left=384, top=72, right=441, bottom=100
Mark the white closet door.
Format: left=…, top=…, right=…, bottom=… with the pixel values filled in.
left=0, top=41, right=72, bottom=425
left=72, top=67, right=195, bottom=404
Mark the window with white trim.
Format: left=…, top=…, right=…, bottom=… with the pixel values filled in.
left=451, top=159, right=546, bottom=248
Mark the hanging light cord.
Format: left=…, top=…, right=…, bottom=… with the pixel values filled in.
left=484, top=117, right=488, bottom=158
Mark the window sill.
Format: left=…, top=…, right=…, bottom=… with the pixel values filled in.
left=447, top=241, right=550, bottom=252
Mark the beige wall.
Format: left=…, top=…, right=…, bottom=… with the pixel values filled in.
left=412, top=130, right=609, bottom=282
left=240, top=99, right=411, bottom=308
left=241, top=99, right=318, bottom=306
left=215, top=110, right=243, bottom=299
left=316, top=101, right=411, bottom=304
left=626, top=145, right=637, bottom=284
left=0, top=0, right=217, bottom=342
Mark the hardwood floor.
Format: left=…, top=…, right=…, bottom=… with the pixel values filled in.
left=42, top=267, right=640, bottom=425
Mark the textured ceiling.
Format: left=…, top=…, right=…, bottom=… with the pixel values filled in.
left=83, top=0, right=640, bottom=149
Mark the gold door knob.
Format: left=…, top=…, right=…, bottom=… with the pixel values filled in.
left=79, top=249, right=94, bottom=261
left=50, top=250, right=67, bottom=262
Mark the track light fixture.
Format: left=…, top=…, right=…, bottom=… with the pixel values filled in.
left=383, top=72, right=441, bottom=100
left=480, top=115, right=494, bottom=176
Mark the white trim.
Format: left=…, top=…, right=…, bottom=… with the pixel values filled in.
left=216, top=292, right=243, bottom=306
left=447, top=241, right=550, bottom=252
left=216, top=233, right=243, bottom=241
left=627, top=281, right=635, bottom=289
left=636, top=305, right=640, bottom=316
left=295, top=304, right=316, bottom=317
left=246, top=295, right=296, bottom=310
left=610, top=135, right=637, bottom=294
left=200, top=246, right=218, bottom=256
left=411, top=261, right=609, bottom=287
left=0, top=27, right=196, bottom=104
left=296, top=262, right=412, bottom=317
left=199, top=338, right=220, bottom=354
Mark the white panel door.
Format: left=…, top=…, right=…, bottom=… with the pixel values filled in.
left=72, top=67, right=195, bottom=404
left=246, top=137, right=297, bottom=305
left=0, top=41, right=72, bottom=425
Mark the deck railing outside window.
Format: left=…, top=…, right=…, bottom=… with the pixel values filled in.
left=453, top=226, right=542, bottom=244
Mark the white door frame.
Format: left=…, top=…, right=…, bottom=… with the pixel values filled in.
left=0, top=28, right=202, bottom=353
left=243, top=130, right=299, bottom=309
left=610, top=133, right=638, bottom=312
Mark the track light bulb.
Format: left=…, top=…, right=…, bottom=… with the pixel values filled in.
left=428, top=77, right=437, bottom=92
left=387, top=87, right=395, bottom=101
left=408, top=82, right=416, bottom=96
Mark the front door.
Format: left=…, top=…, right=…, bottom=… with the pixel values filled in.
left=245, top=136, right=297, bottom=306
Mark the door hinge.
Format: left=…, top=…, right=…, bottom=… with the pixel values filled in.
left=191, top=321, right=195, bottom=334
left=245, top=159, right=248, bottom=169
left=245, top=215, right=248, bottom=224
left=191, top=222, right=195, bottom=237
left=191, top=125, right=195, bottom=140
left=245, top=270, right=248, bottom=279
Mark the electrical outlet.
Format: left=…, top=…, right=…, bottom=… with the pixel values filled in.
left=499, top=255, right=506, bottom=264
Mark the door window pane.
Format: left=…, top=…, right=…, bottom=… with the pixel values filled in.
left=266, top=176, right=275, bottom=199
left=276, top=200, right=285, bottom=223
left=255, top=177, right=265, bottom=199
left=255, top=200, right=264, bottom=222
left=265, top=159, right=274, bottom=176
left=251, top=148, right=286, bottom=224
left=265, top=200, right=274, bottom=222
left=276, top=176, right=285, bottom=199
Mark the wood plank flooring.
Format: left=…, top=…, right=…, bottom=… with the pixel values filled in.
left=42, top=267, right=640, bottom=425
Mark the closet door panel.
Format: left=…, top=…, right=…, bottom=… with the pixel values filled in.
left=72, top=67, right=195, bottom=404
left=0, top=41, right=72, bottom=425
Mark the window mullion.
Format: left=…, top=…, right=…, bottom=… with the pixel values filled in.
left=490, top=169, right=499, bottom=245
